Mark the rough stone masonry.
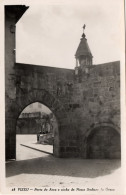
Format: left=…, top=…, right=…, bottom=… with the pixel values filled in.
left=5, top=5, right=120, bottom=160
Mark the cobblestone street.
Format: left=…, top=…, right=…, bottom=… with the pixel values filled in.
left=6, top=135, right=121, bottom=192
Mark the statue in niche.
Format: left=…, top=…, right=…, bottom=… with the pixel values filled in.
left=57, top=82, right=62, bottom=96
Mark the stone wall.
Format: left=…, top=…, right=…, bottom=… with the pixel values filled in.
left=15, top=63, right=74, bottom=102
left=5, top=5, right=28, bottom=159
left=71, top=61, right=120, bottom=158
left=13, top=61, right=120, bottom=159
left=6, top=53, right=120, bottom=159
left=5, top=7, right=17, bottom=159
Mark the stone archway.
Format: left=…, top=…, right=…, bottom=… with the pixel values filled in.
left=6, top=89, right=69, bottom=159
left=85, top=124, right=121, bottom=159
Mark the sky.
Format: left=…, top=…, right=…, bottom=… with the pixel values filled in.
left=15, top=0, right=123, bottom=69
left=21, top=102, right=51, bottom=114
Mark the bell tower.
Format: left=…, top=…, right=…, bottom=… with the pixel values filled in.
left=75, top=25, right=93, bottom=70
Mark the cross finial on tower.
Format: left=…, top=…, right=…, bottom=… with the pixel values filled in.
left=82, top=24, right=86, bottom=38
left=83, top=24, right=86, bottom=33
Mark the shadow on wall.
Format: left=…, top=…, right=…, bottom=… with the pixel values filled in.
left=6, top=155, right=121, bottom=178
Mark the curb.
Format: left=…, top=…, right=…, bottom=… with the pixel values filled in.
left=20, top=144, right=53, bottom=155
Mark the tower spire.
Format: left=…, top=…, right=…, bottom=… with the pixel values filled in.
left=75, top=25, right=93, bottom=68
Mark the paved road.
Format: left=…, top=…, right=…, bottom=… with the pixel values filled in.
left=6, top=135, right=122, bottom=192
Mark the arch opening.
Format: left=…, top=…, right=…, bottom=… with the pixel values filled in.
left=16, top=102, right=58, bottom=160
left=86, top=126, right=121, bottom=159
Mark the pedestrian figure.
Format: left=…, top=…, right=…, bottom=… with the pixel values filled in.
left=37, top=131, right=40, bottom=142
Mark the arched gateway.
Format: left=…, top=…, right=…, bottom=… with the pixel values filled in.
left=86, top=125, right=121, bottom=159
left=6, top=89, right=69, bottom=159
